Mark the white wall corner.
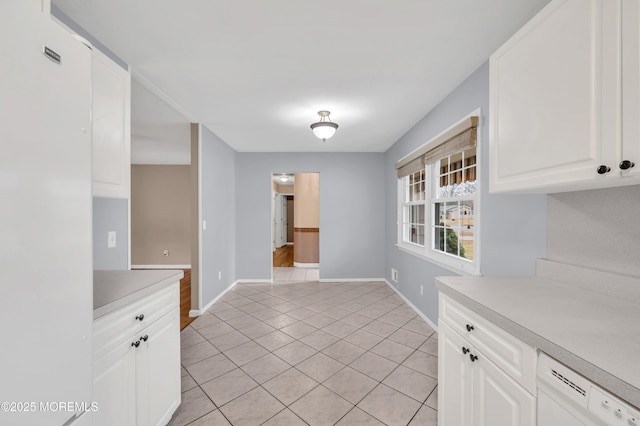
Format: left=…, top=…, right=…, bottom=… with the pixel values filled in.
left=384, top=279, right=438, bottom=333
left=190, top=280, right=237, bottom=316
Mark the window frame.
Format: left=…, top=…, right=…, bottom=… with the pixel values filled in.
left=396, top=109, right=481, bottom=276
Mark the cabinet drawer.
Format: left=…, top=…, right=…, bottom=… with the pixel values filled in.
left=94, top=283, right=179, bottom=359
left=439, top=293, right=537, bottom=394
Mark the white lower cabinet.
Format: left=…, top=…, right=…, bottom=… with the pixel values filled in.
left=438, top=294, right=536, bottom=426
left=93, top=284, right=181, bottom=426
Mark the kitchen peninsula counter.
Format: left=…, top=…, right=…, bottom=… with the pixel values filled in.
left=93, top=269, right=184, bottom=320
left=436, top=259, right=640, bottom=409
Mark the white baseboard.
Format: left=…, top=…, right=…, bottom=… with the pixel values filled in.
left=384, top=279, right=438, bottom=333
left=319, top=277, right=385, bottom=283
left=293, top=262, right=320, bottom=268
left=286, top=242, right=294, bottom=246
left=132, top=264, right=191, bottom=269
left=235, top=279, right=273, bottom=284
left=189, top=280, right=237, bottom=317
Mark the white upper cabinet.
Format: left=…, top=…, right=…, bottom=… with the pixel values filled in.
left=622, top=0, right=640, bottom=179
left=489, top=0, right=640, bottom=193
left=92, top=48, right=131, bottom=198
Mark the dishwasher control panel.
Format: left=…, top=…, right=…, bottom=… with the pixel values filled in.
left=587, top=386, right=639, bottom=426
left=538, top=352, right=639, bottom=426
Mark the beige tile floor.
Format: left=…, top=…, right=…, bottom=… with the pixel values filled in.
left=170, top=281, right=438, bottom=426
left=273, top=267, right=320, bottom=282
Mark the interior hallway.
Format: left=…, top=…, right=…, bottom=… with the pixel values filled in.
left=273, top=245, right=294, bottom=267
left=173, top=280, right=438, bottom=425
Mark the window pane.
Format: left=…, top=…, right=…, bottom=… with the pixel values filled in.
left=436, top=147, right=477, bottom=198
left=407, top=170, right=425, bottom=202
left=409, top=224, right=425, bottom=245
left=434, top=202, right=470, bottom=259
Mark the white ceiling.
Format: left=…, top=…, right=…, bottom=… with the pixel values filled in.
left=53, top=0, right=550, bottom=154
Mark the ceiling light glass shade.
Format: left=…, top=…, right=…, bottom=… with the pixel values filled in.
left=279, top=175, right=289, bottom=182
left=310, top=110, right=338, bottom=142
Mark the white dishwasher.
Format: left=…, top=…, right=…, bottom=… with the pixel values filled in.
left=537, top=352, right=639, bottom=426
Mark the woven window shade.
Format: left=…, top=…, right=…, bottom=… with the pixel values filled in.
left=396, top=157, right=425, bottom=179
left=395, top=116, right=478, bottom=178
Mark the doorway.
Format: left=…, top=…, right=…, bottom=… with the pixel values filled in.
left=272, top=172, right=319, bottom=282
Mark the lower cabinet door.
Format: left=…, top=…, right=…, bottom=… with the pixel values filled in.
left=136, top=307, right=181, bottom=426
left=93, top=340, right=136, bottom=426
left=471, top=351, right=536, bottom=426
left=438, top=321, right=473, bottom=426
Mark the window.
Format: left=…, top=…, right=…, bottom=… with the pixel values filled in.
left=402, top=169, right=425, bottom=246
left=395, top=113, right=479, bottom=274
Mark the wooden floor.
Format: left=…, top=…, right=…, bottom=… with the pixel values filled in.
left=179, top=269, right=196, bottom=330
left=273, top=245, right=294, bottom=267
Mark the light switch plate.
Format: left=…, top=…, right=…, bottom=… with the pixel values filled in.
left=107, top=231, right=116, bottom=248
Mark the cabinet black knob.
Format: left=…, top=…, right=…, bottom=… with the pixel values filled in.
left=597, top=165, right=611, bottom=175
left=466, top=324, right=474, bottom=332
left=140, top=335, right=149, bottom=342
left=462, top=347, right=470, bottom=355
left=135, top=314, right=145, bottom=321
left=620, top=160, right=635, bottom=170
left=469, top=354, right=478, bottom=362
left=131, top=341, right=140, bottom=348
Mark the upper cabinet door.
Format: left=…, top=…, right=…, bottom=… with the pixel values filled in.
left=490, top=0, right=620, bottom=192
left=92, top=48, right=131, bottom=199
left=622, top=0, right=640, bottom=178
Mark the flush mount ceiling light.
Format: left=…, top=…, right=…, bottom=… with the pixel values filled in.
left=279, top=173, right=289, bottom=183
left=310, top=110, right=339, bottom=142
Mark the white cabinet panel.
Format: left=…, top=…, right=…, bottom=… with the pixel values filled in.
left=472, top=348, right=536, bottom=426
left=93, top=341, right=137, bottom=426
left=92, top=48, right=130, bottom=198
left=490, top=0, right=619, bottom=192
left=622, top=0, right=640, bottom=178
left=438, top=321, right=473, bottom=426
left=136, top=308, right=181, bottom=426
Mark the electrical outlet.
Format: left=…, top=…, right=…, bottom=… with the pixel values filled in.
left=163, top=249, right=169, bottom=256
left=391, top=268, right=398, bottom=283
left=420, top=285, right=424, bottom=296
left=107, top=231, right=116, bottom=248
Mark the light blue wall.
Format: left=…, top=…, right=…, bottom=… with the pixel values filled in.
left=93, top=198, right=129, bottom=270
left=236, top=153, right=386, bottom=281
left=384, top=61, right=547, bottom=324
left=200, top=126, right=237, bottom=306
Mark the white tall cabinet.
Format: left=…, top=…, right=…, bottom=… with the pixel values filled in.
left=92, top=48, right=131, bottom=199
left=490, top=0, right=640, bottom=193
left=0, top=2, right=93, bottom=425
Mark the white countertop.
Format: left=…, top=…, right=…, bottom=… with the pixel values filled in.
left=436, top=260, right=640, bottom=409
left=94, top=269, right=184, bottom=319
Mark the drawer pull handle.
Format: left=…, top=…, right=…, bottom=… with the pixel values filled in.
left=131, top=340, right=140, bottom=348
left=597, top=165, right=611, bottom=174
left=466, top=324, right=474, bottom=332
left=135, top=314, right=145, bottom=321
left=469, top=354, right=478, bottom=362
left=462, top=347, right=470, bottom=355
left=620, top=160, right=635, bottom=170
left=140, top=335, right=149, bottom=342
